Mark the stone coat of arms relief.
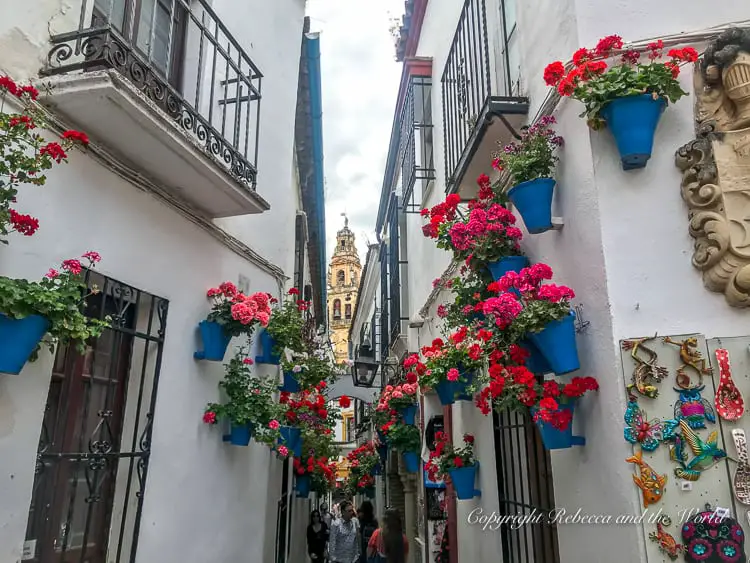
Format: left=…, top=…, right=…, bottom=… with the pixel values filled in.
left=676, top=28, right=750, bottom=307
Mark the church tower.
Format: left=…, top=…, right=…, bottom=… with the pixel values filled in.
left=327, top=216, right=362, bottom=364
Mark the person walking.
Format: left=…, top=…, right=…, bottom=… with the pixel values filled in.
left=320, top=503, right=333, bottom=528
left=328, top=500, right=360, bottom=563
left=366, top=509, right=408, bottom=563
left=307, top=509, right=329, bottom=562
left=357, top=501, right=378, bottom=563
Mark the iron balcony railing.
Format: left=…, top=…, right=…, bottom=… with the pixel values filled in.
left=441, top=0, right=527, bottom=191
left=379, top=243, right=390, bottom=361
left=388, top=198, right=402, bottom=343
left=42, top=0, right=262, bottom=188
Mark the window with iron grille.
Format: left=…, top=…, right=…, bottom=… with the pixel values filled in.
left=493, top=409, right=560, bottom=563
left=379, top=244, right=389, bottom=361
left=24, top=272, right=168, bottom=563
left=401, top=76, right=435, bottom=213
left=388, top=201, right=401, bottom=343
left=499, top=0, right=521, bottom=96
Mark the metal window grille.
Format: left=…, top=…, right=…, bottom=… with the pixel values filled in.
left=401, top=76, right=436, bottom=213
left=42, top=0, right=262, bottom=187
left=24, top=271, right=168, bottom=563
left=388, top=199, right=402, bottom=344
left=379, top=244, right=389, bottom=361
left=493, top=409, right=560, bottom=563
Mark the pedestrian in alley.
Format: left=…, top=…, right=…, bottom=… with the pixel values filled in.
left=328, top=500, right=360, bottom=563
left=366, top=509, right=408, bottom=563
left=307, top=509, right=329, bottom=562
left=320, top=502, right=333, bottom=528
left=357, top=501, right=378, bottom=563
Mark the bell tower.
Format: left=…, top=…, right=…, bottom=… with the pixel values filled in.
left=326, top=216, right=362, bottom=364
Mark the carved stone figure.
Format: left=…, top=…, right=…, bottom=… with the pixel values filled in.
left=675, top=28, right=750, bottom=307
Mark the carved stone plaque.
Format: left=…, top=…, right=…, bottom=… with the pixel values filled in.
left=676, top=28, right=750, bottom=307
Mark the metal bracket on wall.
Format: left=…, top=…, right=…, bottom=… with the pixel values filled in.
left=551, top=217, right=564, bottom=230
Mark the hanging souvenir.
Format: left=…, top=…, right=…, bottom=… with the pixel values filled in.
left=623, top=399, right=678, bottom=451
left=649, top=522, right=684, bottom=560
left=715, top=349, right=745, bottom=421
left=732, top=429, right=750, bottom=506
left=670, top=419, right=727, bottom=481
left=626, top=450, right=667, bottom=508
left=673, top=386, right=716, bottom=430
left=663, top=336, right=713, bottom=389
left=622, top=335, right=668, bottom=399
left=682, top=504, right=746, bottom=563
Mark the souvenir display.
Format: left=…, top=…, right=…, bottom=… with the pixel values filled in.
left=623, top=399, right=678, bottom=451
left=626, top=450, right=668, bottom=508
left=662, top=336, right=712, bottom=390
left=670, top=420, right=727, bottom=481
left=649, top=522, right=684, bottom=560
left=715, top=349, right=745, bottom=421
left=674, top=387, right=716, bottom=430
left=622, top=335, right=668, bottom=399
left=681, top=504, right=746, bottom=563
left=732, top=429, right=750, bottom=506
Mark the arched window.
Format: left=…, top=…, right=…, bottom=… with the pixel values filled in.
left=345, top=304, right=352, bottom=319
left=337, top=270, right=345, bottom=286
left=333, top=299, right=341, bottom=319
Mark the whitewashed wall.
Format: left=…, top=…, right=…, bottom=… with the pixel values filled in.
left=0, top=1, right=307, bottom=561
left=403, top=2, right=750, bottom=563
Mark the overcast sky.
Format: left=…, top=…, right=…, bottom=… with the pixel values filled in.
left=306, top=0, right=404, bottom=263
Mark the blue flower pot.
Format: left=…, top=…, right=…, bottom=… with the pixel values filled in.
left=371, top=463, right=382, bottom=476
left=377, top=429, right=388, bottom=445
left=519, top=339, right=553, bottom=375
left=377, top=444, right=388, bottom=462
left=449, top=464, right=481, bottom=500
left=255, top=329, right=281, bottom=365
left=435, top=380, right=456, bottom=406
left=402, top=451, right=420, bottom=473
left=295, top=474, right=311, bottom=498
left=222, top=423, right=252, bottom=446
left=279, top=426, right=302, bottom=457
left=600, top=94, right=666, bottom=170
left=529, top=313, right=580, bottom=375
left=0, top=313, right=49, bottom=375
left=532, top=403, right=585, bottom=450
left=487, top=255, right=529, bottom=281
left=400, top=404, right=417, bottom=425
left=508, top=178, right=556, bottom=234
left=193, top=320, right=231, bottom=361
left=363, top=487, right=376, bottom=499
left=279, top=371, right=301, bottom=393
left=455, top=369, right=475, bottom=402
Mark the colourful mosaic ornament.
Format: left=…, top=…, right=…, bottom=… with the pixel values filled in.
left=674, top=386, right=716, bottom=430
left=715, top=349, right=745, bottom=421
left=626, top=450, right=667, bottom=508
left=624, top=399, right=678, bottom=451
left=670, top=419, right=727, bottom=481
left=649, top=522, right=684, bottom=561
left=732, top=429, right=750, bottom=506
left=682, top=505, right=746, bottom=563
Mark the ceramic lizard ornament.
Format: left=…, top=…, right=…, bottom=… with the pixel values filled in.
left=663, top=336, right=712, bottom=389
left=622, top=335, right=668, bottom=399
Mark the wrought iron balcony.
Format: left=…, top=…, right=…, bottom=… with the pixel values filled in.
left=441, top=0, right=528, bottom=195
left=40, top=0, right=266, bottom=217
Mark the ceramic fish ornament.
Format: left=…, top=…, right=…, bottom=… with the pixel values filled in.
left=715, top=349, right=745, bottom=421
left=624, top=399, right=678, bottom=451
left=670, top=419, right=727, bottom=481
left=626, top=450, right=668, bottom=507
left=649, top=522, right=684, bottom=561
left=673, top=386, right=716, bottom=430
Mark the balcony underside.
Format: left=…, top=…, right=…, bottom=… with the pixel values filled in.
left=40, top=70, right=269, bottom=218
left=448, top=95, right=529, bottom=199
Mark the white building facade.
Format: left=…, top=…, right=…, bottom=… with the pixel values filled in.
left=0, top=2, right=327, bottom=563
left=349, top=1, right=750, bottom=563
